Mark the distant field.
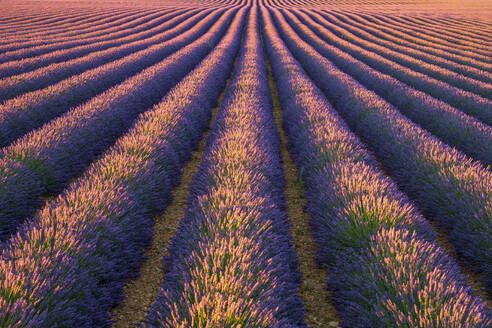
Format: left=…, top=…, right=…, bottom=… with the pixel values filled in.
left=0, top=0, right=491, bottom=327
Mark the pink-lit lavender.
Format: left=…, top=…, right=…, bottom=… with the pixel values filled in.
left=1, top=6, right=243, bottom=326
left=0, top=0, right=491, bottom=327
left=145, top=7, right=305, bottom=326
left=0, top=8, right=236, bottom=240
left=263, top=6, right=491, bottom=326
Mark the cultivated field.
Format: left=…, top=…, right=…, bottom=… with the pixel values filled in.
left=0, top=0, right=491, bottom=327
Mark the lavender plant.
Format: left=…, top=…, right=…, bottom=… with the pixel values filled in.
left=262, top=6, right=492, bottom=327
left=0, top=8, right=237, bottom=241
left=0, top=9, right=202, bottom=97
left=0, top=9, right=220, bottom=146
left=0, top=7, right=246, bottom=326
left=270, top=7, right=492, bottom=294
left=145, top=7, right=306, bottom=327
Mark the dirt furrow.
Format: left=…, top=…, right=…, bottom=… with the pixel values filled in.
left=264, top=34, right=340, bottom=328
left=110, top=54, right=240, bottom=328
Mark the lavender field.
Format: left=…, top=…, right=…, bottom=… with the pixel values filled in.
left=0, top=0, right=491, bottom=327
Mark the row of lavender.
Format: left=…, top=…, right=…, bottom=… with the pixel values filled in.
left=145, top=7, right=305, bottom=327
left=291, top=10, right=492, bottom=125
left=0, top=8, right=136, bottom=45
left=269, top=4, right=492, bottom=297
left=262, top=6, right=492, bottom=327
left=302, top=10, right=492, bottom=97
left=278, top=10, right=492, bottom=167
left=378, top=14, right=492, bottom=47
left=330, top=12, right=492, bottom=72
left=371, top=13, right=492, bottom=44
left=312, top=11, right=492, bottom=84
left=0, top=8, right=216, bottom=146
left=0, top=9, right=191, bottom=81
left=0, top=12, right=219, bottom=147
left=0, top=8, right=142, bottom=36
left=348, top=12, right=492, bottom=65
left=0, top=9, right=111, bottom=32
left=0, top=6, right=246, bottom=327
left=0, top=9, right=167, bottom=51
left=0, top=10, right=207, bottom=105
left=0, top=7, right=234, bottom=241
left=348, top=12, right=492, bottom=59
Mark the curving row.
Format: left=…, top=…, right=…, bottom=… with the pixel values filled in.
left=278, top=10, right=492, bottom=166
left=305, top=10, right=492, bottom=94
left=269, top=6, right=492, bottom=295
left=285, top=10, right=492, bottom=124
left=396, top=15, right=492, bottom=40
left=0, top=9, right=193, bottom=79
left=0, top=9, right=208, bottom=100
left=0, top=6, right=247, bottom=327
left=0, top=7, right=237, bottom=241
left=262, top=6, right=491, bottom=327
left=0, top=8, right=223, bottom=147
left=316, top=11, right=492, bottom=80
left=379, top=14, right=492, bottom=44
left=0, top=10, right=98, bottom=30
left=0, top=9, right=165, bottom=46
left=145, top=7, right=305, bottom=327
left=356, top=12, right=492, bottom=55
left=0, top=8, right=134, bottom=39
left=0, top=9, right=197, bottom=65
left=0, top=9, right=167, bottom=60
left=333, top=11, right=492, bottom=65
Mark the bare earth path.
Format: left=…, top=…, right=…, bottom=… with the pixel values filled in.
left=264, top=35, right=340, bottom=328
left=110, top=52, right=240, bottom=328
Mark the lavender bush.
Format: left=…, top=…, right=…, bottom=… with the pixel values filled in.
left=0, top=9, right=219, bottom=145
left=0, top=7, right=246, bottom=326
left=262, top=7, right=492, bottom=327
left=145, top=7, right=306, bottom=327
left=0, top=9, right=192, bottom=80
left=270, top=7, right=492, bottom=294
left=0, top=8, right=236, bottom=241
